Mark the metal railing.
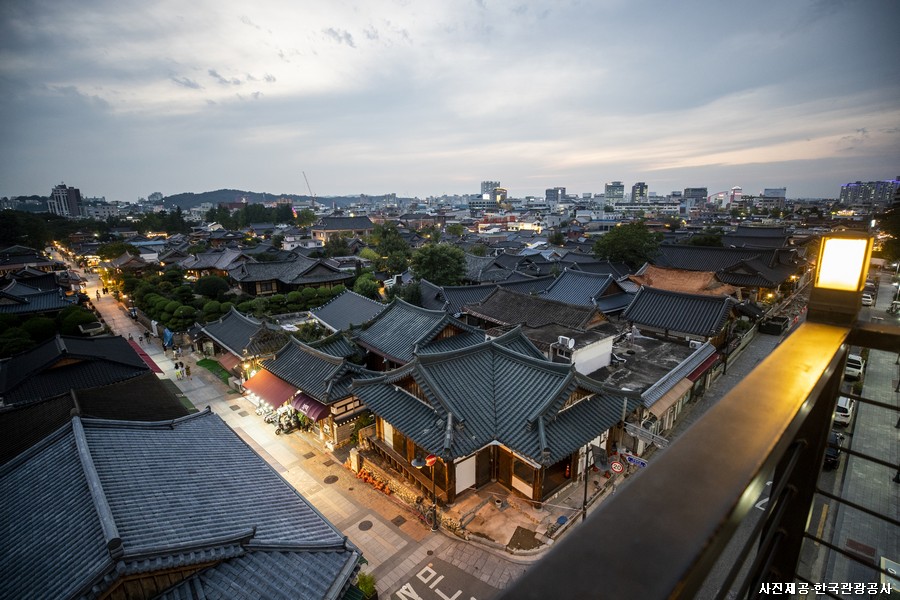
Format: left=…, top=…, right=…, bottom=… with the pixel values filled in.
left=498, top=320, right=900, bottom=599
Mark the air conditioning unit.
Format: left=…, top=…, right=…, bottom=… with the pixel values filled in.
left=689, top=340, right=703, bottom=349
left=557, top=336, right=575, bottom=349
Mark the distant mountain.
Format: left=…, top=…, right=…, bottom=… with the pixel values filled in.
left=161, top=189, right=400, bottom=210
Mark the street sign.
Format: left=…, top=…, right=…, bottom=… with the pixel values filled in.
left=610, top=461, right=624, bottom=473
left=624, top=454, right=648, bottom=468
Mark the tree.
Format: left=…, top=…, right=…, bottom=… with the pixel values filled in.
left=547, top=231, right=565, bottom=246
left=410, top=244, right=466, bottom=286
left=324, top=235, right=349, bottom=257
left=445, top=223, right=465, bottom=237
left=296, top=208, right=317, bottom=227
left=195, top=275, right=231, bottom=299
left=353, top=274, right=381, bottom=299
left=96, top=241, right=140, bottom=259
left=592, top=222, right=662, bottom=268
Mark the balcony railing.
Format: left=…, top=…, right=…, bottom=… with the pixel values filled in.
left=498, top=319, right=900, bottom=599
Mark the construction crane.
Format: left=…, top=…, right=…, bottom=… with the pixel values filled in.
left=303, top=171, right=316, bottom=210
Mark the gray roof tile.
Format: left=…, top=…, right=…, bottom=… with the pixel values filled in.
left=623, top=287, right=737, bottom=337
left=311, top=290, right=386, bottom=332
left=199, top=307, right=289, bottom=357
left=0, top=410, right=359, bottom=599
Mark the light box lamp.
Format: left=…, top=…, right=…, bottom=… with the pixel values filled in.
left=807, top=232, right=873, bottom=326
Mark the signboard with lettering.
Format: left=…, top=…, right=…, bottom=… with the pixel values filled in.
left=624, top=454, right=648, bottom=468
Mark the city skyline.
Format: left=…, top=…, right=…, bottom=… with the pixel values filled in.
left=1, top=0, right=898, bottom=202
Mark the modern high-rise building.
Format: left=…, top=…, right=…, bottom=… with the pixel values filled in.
left=631, top=182, right=648, bottom=203
left=545, top=187, right=566, bottom=207
left=48, top=182, right=82, bottom=217
left=683, top=187, right=708, bottom=203
left=481, top=181, right=500, bottom=196
left=840, top=179, right=900, bottom=209
left=605, top=181, right=625, bottom=204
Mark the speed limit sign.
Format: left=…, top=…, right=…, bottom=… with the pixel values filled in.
left=610, top=461, right=624, bottom=473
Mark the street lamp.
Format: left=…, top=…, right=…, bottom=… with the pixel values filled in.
left=411, top=453, right=439, bottom=531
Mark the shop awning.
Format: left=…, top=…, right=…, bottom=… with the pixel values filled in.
left=217, top=352, right=242, bottom=372
left=243, top=370, right=298, bottom=409
left=648, top=378, right=693, bottom=419
left=127, top=340, right=163, bottom=373
left=687, top=353, right=720, bottom=382
left=291, top=392, right=330, bottom=422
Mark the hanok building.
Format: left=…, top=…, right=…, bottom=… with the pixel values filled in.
left=622, top=287, right=738, bottom=347
left=310, top=290, right=386, bottom=333
left=0, top=409, right=363, bottom=600
left=179, top=247, right=248, bottom=279
left=352, top=329, right=640, bottom=505
left=540, top=269, right=635, bottom=315
left=351, top=299, right=486, bottom=370
left=195, top=307, right=290, bottom=381
left=243, top=338, right=379, bottom=448
left=311, top=216, right=375, bottom=242
left=627, top=264, right=740, bottom=298
left=0, top=245, right=57, bottom=276
left=0, top=281, right=76, bottom=317
left=418, top=276, right=556, bottom=316
left=0, top=336, right=155, bottom=407
left=228, top=256, right=352, bottom=296
left=652, top=245, right=808, bottom=303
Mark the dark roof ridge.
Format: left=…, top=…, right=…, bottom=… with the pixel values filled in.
left=279, top=336, right=345, bottom=366
left=72, top=416, right=123, bottom=559
left=120, top=527, right=257, bottom=561
left=631, top=286, right=735, bottom=301
left=81, top=406, right=214, bottom=430
left=244, top=539, right=354, bottom=552
left=392, top=296, right=448, bottom=316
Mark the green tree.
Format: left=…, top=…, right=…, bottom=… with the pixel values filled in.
left=592, top=222, right=662, bottom=268
left=323, top=235, right=349, bottom=257
left=195, top=275, right=230, bottom=299
left=296, top=208, right=317, bottom=227
left=353, top=274, right=380, bottom=299
left=410, top=244, right=466, bottom=286
left=688, top=234, right=724, bottom=247
left=445, top=223, right=465, bottom=237
left=96, top=241, right=140, bottom=260
left=547, top=231, right=565, bottom=246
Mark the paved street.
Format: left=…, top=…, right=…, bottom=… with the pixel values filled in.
left=74, top=265, right=530, bottom=599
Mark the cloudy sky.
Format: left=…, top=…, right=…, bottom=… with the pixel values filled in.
left=1, top=0, right=898, bottom=202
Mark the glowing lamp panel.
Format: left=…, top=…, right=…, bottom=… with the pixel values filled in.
left=816, top=238, right=868, bottom=292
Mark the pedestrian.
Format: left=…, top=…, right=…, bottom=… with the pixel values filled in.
left=138, top=334, right=143, bottom=344
left=185, top=365, right=191, bottom=379
left=128, top=333, right=133, bottom=341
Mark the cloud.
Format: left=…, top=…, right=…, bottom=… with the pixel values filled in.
left=171, top=76, right=202, bottom=89
left=322, top=27, right=356, bottom=48
left=208, top=69, right=242, bottom=85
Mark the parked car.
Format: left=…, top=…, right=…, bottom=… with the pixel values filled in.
left=823, top=430, right=845, bottom=470
left=861, top=293, right=874, bottom=307
left=844, top=354, right=865, bottom=380
left=833, top=396, right=854, bottom=427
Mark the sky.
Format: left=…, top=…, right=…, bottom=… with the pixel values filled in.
left=1, top=0, right=899, bottom=203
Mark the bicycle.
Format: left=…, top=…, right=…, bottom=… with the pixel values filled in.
left=413, top=496, right=436, bottom=528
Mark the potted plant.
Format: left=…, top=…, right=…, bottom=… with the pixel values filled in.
left=357, top=571, right=378, bottom=600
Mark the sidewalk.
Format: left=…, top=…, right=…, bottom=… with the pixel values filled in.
left=80, top=269, right=529, bottom=595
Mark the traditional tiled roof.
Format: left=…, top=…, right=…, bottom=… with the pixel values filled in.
left=313, top=216, right=375, bottom=231
left=198, top=307, right=289, bottom=357
left=309, top=332, right=362, bottom=359
left=623, top=287, right=737, bottom=337
left=0, top=410, right=359, bottom=600
left=653, top=245, right=803, bottom=288
left=5, top=270, right=60, bottom=291
left=463, top=253, right=501, bottom=282
left=627, top=265, right=739, bottom=297
left=418, top=276, right=555, bottom=315
left=0, top=372, right=189, bottom=466
left=541, top=270, right=634, bottom=311
left=0, top=336, right=150, bottom=406
left=353, top=299, right=484, bottom=364
left=352, top=334, right=640, bottom=465
left=180, top=247, right=247, bottom=271
left=262, top=338, right=377, bottom=403
left=464, top=288, right=605, bottom=330
left=0, top=283, right=75, bottom=315
left=311, top=290, right=386, bottom=332
left=227, top=256, right=316, bottom=282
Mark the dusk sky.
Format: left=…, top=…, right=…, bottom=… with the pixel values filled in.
left=1, top=0, right=898, bottom=203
